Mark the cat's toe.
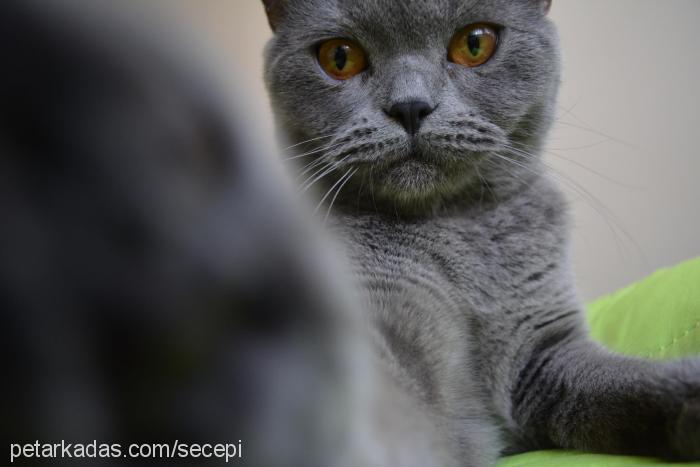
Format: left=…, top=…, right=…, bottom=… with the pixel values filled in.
left=671, top=396, right=700, bottom=460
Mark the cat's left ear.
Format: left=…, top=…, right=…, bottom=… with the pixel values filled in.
left=262, top=0, right=286, bottom=32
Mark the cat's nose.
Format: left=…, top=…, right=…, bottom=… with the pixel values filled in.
left=387, top=100, right=435, bottom=136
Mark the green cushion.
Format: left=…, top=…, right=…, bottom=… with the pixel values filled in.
left=587, top=257, right=700, bottom=360
left=499, top=257, right=700, bottom=467
left=499, top=450, right=683, bottom=467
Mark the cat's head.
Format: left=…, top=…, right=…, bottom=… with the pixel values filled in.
left=263, top=0, right=559, bottom=214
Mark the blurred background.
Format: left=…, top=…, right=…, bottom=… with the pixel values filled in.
left=176, top=0, right=700, bottom=302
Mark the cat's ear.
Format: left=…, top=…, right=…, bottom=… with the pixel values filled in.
left=262, top=0, right=286, bottom=32
left=542, top=0, right=552, bottom=15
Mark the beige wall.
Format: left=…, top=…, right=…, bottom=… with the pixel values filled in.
left=549, top=1, right=700, bottom=300
left=178, top=1, right=700, bottom=302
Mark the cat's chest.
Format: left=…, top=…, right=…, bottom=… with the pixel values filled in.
left=336, top=192, right=568, bottom=315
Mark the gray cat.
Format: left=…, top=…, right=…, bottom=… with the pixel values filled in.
left=4, top=1, right=698, bottom=466
left=262, top=0, right=700, bottom=465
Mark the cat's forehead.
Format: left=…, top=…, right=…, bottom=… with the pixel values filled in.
left=339, top=0, right=464, bottom=42
left=286, top=0, right=546, bottom=46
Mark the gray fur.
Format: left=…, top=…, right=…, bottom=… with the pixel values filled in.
left=263, top=0, right=700, bottom=464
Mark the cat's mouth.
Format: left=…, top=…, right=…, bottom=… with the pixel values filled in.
left=382, top=158, right=440, bottom=191
left=369, top=146, right=478, bottom=206
left=388, top=140, right=463, bottom=167
left=323, top=129, right=498, bottom=210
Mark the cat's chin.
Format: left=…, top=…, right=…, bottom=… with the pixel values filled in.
left=372, top=159, right=470, bottom=212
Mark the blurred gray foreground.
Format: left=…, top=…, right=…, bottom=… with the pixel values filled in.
left=0, top=1, right=365, bottom=465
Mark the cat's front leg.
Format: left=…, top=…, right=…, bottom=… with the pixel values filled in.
left=509, top=324, right=700, bottom=460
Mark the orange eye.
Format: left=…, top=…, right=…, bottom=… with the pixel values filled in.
left=448, top=24, right=498, bottom=68
left=318, top=39, right=367, bottom=80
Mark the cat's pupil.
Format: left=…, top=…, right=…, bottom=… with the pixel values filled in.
left=334, top=46, right=348, bottom=70
left=467, top=33, right=481, bottom=56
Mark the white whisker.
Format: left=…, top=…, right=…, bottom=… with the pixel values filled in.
left=494, top=148, right=645, bottom=263
left=547, top=140, right=609, bottom=152
left=283, top=141, right=346, bottom=161
left=282, top=134, right=334, bottom=151
left=299, top=161, right=333, bottom=191
left=554, top=120, right=637, bottom=150
left=313, top=168, right=354, bottom=216
left=324, top=168, right=357, bottom=223
left=300, top=154, right=351, bottom=193
left=296, top=156, right=329, bottom=181
left=504, top=142, right=639, bottom=189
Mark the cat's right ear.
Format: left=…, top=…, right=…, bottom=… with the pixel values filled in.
left=542, top=0, right=552, bottom=15
left=262, top=0, right=286, bottom=32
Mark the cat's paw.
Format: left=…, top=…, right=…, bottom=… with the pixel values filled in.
left=667, top=359, right=700, bottom=460
left=671, top=396, right=700, bottom=460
